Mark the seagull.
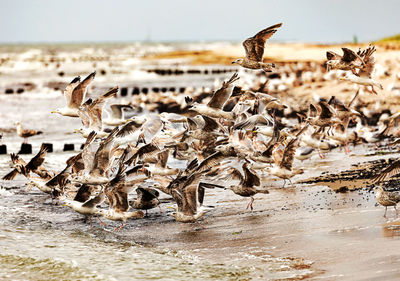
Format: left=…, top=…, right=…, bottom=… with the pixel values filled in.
left=103, top=104, right=133, bottom=126
left=144, top=149, right=179, bottom=176
left=339, top=45, right=383, bottom=94
left=223, top=162, right=269, bottom=210
left=97, top=163, right=145, bottom=231
left=2, top=144, right=52, bottom=181
left=131, top=187, right=161, bottom=214
left=267, top=125, right=308, bottom=187
left=76, top=86, right=118, bottom=138
left=186, top=72, right=239, bottom=119
left=232, top=23, right=282, bottom=71
left=52, top=71, right=96, bottom=117
left=167, top=171, right=211, bottom=223
left=372, top=185, right=400, bottom=218
left=62, top=184, right=107, bottom=228
left=326, top=47, right=365, bottom=73
left=15, top=121, right=43, bottom=143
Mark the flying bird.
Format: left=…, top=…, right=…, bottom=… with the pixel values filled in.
left=232, top=23, right=282, bottom=71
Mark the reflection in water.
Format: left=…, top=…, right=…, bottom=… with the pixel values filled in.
left=382, top=221, right=400, bottom=238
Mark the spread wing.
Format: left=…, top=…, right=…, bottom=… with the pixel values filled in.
left=318, top=101, right=335, bottom=119
left=280, top=125, right=308, bottom=170
left=357, top=45, right=376, bottom=78
left=87, top=86, right=118, bottom=131
left=326, top=51, right=342, bottom=61
left=70, top=71, right=96, bottom=108
left=372, top=160, right=400, bottom=183
left=243, top=163, right=260, bottom=187
left=63, top=76, right=81, bottom=108
left=109, top=104, right=132, bottom=119
left=25, top=144, right=48, bottom=175
left=207, top=72, right=239, bottom=109
left=341, top=47, right=359, bottom=63
left=243, top=23, right=282, bottom=62
left=136, top=187, right=160, bottom=201
left=157, top=149, right=169, bottom=168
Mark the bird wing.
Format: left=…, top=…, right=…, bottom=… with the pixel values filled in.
left=2, top=169, right=19, bottom=180
left=280, top=125, right=308, bottom=170
left=73, top=184, right=92, bottom=203
left=201, top=115, right=220, bottom=132
left=357, top=45, right=376, bottom=78
left=81, top=131, right=98, bottom=173
left=326, top=51, right=342, bottom=61
left=372, top=160, right=400, bottom=183
left=156, top=149, right=169, bottom=168
left=63, top=76, right=81, bottom=108
left=77, top=98, right=92, bottom=128
left=341, top=47, right=359, bottom=63
left=243, top=23, right=282, bottom=62
left=318, top=101, right=335, bottom=119
left=87, top=86, right=118, bottom=130
left=136, top=187, right=160, bottom=202
left=140, top=115, right=163, bottom=143
left=243, top=163, right=261, bottom=187
left=70, top=71, right=96, bottom=108
left=25, top=144, right=48, bottom=175
left=109, top=104, right=132, bottom=119
left=92, top=127, right=119, bottom=176
left=82, top=191, right=105, bottom=208
left=207, top=72, right=239, bottom=109
left=125, top=142, right=160, bottom=166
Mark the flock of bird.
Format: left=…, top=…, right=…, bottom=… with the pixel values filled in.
left=3, top=23, right=400, bottom=230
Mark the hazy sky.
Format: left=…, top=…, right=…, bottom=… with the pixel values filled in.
left=1, top=0, right=399, bottom=43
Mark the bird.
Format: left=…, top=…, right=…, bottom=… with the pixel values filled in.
left=326, top=47, right=365, bottom=73
left=223, top=162, right=269, bottom=210
left=267, top=125, right=308, bottom=187
left=96, top=163, right=145, bottom=231
left=232, top=23, right=282, bottom=71
left=103, top=104, right=133, bottom=126
left=339, top=45, right=383, bottom=94
left=76, top=86, right=119, bottom=138
left=186, top=72, right=239, bottom=119
left=52, top=72, right=96, bottom=117
left=372, top=185, right=400, bottom=218
left=131, top=187, right=161, bottom=214
left=371, top=159, right=400, bottom=184
left=2, top=144, right=52, bottom=181
left=15, top=121, right=43, bottom=143
left=62, top=185, right=107, bottom=228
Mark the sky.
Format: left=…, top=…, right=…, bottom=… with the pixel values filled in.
left=1, top=0, right=399, bottom=44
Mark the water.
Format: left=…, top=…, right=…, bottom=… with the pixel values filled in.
left=0, top=226, right=252, bottom=281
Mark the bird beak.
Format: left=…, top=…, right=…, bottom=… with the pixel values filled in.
left=51, top=110, right=56, bottom=114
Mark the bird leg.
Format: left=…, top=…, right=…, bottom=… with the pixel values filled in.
left=289, top=179, right=295, bottom=188
left=384, top=206, right=388, bottom=218
left=282, top=179, right=286, bottom=188
left=97, top=216, right=107, bottom=227
left=23, top=138, right=27, bottom=144
left=113, top=222, right=126, bottom=232
left=395, top=205, right=399, bottom=217
left=89, top=216, right=93, bottom=230
left=371, top=86, right=378, bottom=95
left=246, top=196, right=255, bottom=211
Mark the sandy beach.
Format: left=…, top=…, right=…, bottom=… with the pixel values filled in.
left=1, top=41, right=400, bottom=280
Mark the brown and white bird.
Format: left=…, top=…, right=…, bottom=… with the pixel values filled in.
left=52, top=72, right=96, bottom=117
left=373, top=185, right=400, bottom=218
left=223, top=162, right=269, bottom=210
left=232, top=23, right=282, bottom=71
left=326, top=47, right=365, bottom=73
left=339, top=45, right=383, bottom=94
left=15, top=121, right=43, bottom=143
left=131, top=187, right=161, bottom=214
left=186, top=72, right=239, bottom=119
left=97, top=163, right=145, bottom=231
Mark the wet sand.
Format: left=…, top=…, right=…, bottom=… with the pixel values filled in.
left=1, top=42, right=400, bottom=280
